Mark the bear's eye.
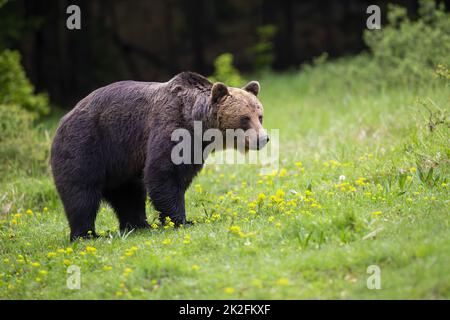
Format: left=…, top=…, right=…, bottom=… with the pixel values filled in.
left=259, top=115, right=263, bottom=124
left=240, top=116, right=250, bottom=128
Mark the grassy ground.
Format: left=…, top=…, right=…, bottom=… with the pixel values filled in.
left=0, top=63, right=449, bottom=299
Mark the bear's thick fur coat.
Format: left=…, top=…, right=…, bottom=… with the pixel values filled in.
left=51, top=72, right=265, bottom=240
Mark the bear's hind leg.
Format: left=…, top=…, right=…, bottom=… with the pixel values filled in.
left=59, top=188, right=102, bottom=241
left=103, top=179, right=149, bottom=232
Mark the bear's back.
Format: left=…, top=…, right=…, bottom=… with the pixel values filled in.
left=51, top=80, right=169, bottom=185
left=51, top=73, right=212, bottom=188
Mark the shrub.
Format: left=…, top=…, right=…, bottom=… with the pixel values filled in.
left=302, top=0, right=449, bottom=93
left=0, top=48, right=51, bottom=176
left=363, top=0, right=450, bottom=87
left=0, top=50, right=49, bottom=119
left=247, top=24, right=277, bottom=72
left=0, top=104, right=49, bottom=177
left=209, top=53, right=245, bottom=87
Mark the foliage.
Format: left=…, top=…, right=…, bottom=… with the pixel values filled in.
left=209, top=53, right=245, bottom=87
left=0, top=0, right=23, bottom=51
left=363, top=0, right=450, bottom=87
left=302, top=0, right=450, bottom=92
left=0, top=0, right=8, bottom=8
left=0, top=50, right=49, bottom=119
left=0, top=49, right=50, bottom=176
left=0, top=104, right=49, bottom=177
left=247, top=24, right=277, bottom=72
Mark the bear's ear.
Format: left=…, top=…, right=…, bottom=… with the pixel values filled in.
left=211, top=82, right=229, bottom=103
left=242, top=81, right=260, bottom=96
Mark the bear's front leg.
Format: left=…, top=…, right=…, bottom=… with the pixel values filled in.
left=145, top=170, right=188, bottom=226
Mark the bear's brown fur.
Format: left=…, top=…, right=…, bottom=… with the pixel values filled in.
left=50, top=72, right=268, bottom=240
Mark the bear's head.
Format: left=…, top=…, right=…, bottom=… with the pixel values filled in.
left=210, top=81, right=269, bottom=151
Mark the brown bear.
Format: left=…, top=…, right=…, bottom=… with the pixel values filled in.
left=50, top=72, right=269, bottom=240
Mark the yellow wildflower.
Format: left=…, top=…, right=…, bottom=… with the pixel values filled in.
left=224, top=287, right=235, bottom=294
left=257, top=193, right=266, bottom=202
left=355, top=177, right=367, bottom=186
left=183, top=234, right=191, bottom=244
left=294, top=161, right=303, bottom=167
left=311, top=203, right=322, bottom=209
left=276, top=278, right=289, bottom=286
left=124, top=250, right=135, bottom=257
left=248, top=201, right=257, bottom=210
left=229, top=225, right=241, bottom=234
left=164, top=217, right=175, bottom=229
left=86, top=246, right=97, bottom=254
left=123, top=267, right=133, bottom=277
left=278, top=168, right=288, bottom=177
left=275, top=189, right=285, bottom=198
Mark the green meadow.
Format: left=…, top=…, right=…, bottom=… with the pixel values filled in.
left=0, top=1, right=449, bottom=299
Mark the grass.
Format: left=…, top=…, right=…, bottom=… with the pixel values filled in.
left=0, top=61, right=449, bottom=299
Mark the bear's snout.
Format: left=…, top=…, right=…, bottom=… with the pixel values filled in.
left=245, top=130, right=269, bottom=151
left=257, top=134, right=270, bottom=150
